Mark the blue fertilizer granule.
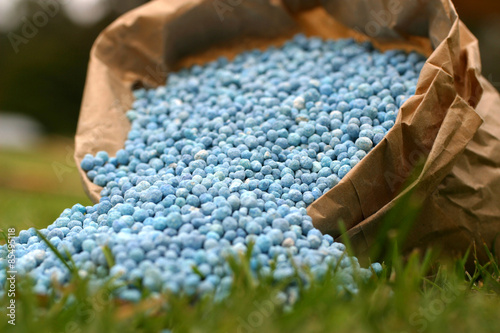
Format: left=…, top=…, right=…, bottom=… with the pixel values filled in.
left=0, top=34, right=425, bottom=303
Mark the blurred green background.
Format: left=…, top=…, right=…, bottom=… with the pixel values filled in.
left=0, top=0, right=499, bottom=233
left=0, top=0, right=149, bottom=232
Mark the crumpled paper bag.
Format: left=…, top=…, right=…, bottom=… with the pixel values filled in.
left=74, top=0, right=500, bottom=263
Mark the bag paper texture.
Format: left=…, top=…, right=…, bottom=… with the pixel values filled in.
left=75, top=0, right=500, bottom=263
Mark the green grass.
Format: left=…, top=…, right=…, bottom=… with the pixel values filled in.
left=0, top=188, right=91, bottom=231
left=1, top=241, right=500, bottom=332
left=0, top=137, right=92, bottom=230
left=1, top=140, right=500, bottom=333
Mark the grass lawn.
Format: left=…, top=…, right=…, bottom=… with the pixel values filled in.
left=1, top=139, right=499, bottom=333
left=0, top=138, right=92, bottom=230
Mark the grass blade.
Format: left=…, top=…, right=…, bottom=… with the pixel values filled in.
left=35, top=229, right=76, bottom=275
left=102, top=245, right=115, bottom=269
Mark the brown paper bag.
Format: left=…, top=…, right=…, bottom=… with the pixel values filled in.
left=74, top=0, right=500, bottom=264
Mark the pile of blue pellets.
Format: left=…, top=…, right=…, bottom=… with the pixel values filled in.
left=0, top=35, right=425, bottom=303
